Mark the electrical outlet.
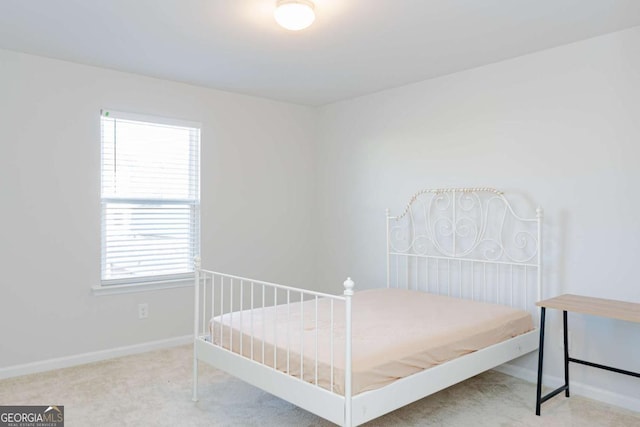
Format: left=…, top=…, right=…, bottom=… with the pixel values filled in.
left=138, top=303, right=149, bottom=319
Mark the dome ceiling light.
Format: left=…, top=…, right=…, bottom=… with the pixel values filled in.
left=274, top=0, right=315, bottom=31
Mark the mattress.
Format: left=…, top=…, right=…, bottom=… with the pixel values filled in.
left=210, top=288, right=533, bottom=396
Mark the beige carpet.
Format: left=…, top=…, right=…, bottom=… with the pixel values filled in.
left=1, top=345, right=638, bottom=426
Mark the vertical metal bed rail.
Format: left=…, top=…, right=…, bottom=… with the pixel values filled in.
left=273, top=288, right=277, bottom=371
left=536, top=207, right=544, bottom=311
left=452, top=189, right=456, bottom=256
left=287, top=289, right=291, bottom=374
left=192, top=256, right=201, bottom=402
left=299, top=291, right=304, bottom=380
left=202, top=271, right=207, bottom=339
left=343, top=277, right=354, bottom=427
left=314, top=296, right=319, bottom=386
left=240, top=280, right=244, bottom=357
left=250, top=282, right=255, bottom=361
left=330, top=299, right=334, bottom=393
left=230, top=279, right=234, bottom=352
left=386, top=209, right=391, bottom=289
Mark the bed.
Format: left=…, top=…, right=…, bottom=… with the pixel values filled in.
left=192, top=187, right=543, bottom=426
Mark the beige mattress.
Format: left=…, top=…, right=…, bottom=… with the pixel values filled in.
left=210, top=288, right=533, bottom=396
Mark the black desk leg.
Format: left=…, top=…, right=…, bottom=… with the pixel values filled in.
left=535, top=307, right=546, bottom=416
left=563, top=310, right=570, bottom=397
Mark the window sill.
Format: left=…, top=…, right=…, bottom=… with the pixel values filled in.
left=92, top=278, right=193, bottom=296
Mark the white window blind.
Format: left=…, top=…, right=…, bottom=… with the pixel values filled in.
left=100, top=110, right=200, bottom=285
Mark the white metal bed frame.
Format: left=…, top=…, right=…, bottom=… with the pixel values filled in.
left=192, top=187, right=543, bottom=426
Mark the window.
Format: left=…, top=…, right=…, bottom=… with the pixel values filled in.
left=100, top=110, right=200, bottom=285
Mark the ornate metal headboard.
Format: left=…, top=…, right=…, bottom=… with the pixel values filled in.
left=387, top=188, right=542, bottom=314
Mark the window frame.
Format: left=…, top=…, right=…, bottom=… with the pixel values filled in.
left=98, top=109, right=201, bottom=289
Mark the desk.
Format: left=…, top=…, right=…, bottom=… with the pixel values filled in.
left=535, top=294, right=640, bottom=415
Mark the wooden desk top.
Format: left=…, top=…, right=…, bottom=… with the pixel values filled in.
left=536, top=294, right=640, bottom=323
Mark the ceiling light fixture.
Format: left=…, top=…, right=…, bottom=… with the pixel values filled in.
left=274, top=0, right=315, bottom=31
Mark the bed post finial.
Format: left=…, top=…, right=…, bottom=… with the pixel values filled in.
left=343, top=277, right=355, bottom=296
left=194, top=256, right=201, bottom=270
left=536, top=207, right=544, bottom=218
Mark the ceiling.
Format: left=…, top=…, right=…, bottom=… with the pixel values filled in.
left=1, top=0, right=639, bottom=106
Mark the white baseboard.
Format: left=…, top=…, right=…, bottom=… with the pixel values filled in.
left=494, top=363, right=640, bottom=413
left=0, top=335, right=192, bottom=380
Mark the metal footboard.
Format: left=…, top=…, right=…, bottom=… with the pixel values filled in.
left=193, top=257, right=355, bottom=426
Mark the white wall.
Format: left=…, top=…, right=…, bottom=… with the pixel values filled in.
left=315, top=27, right=640, bottom=409
left=0, top=49, right=316, bottom=368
